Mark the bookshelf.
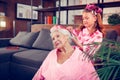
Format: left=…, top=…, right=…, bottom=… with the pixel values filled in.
left=34, top=0, right=120, bottom=24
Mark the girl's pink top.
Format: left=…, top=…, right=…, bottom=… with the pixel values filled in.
left=73, top=28, right=103, bottom=55
left=32, top=47, right=100, bottom=80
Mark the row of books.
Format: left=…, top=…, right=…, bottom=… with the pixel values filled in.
left=44, top=16, right=57, bottom=24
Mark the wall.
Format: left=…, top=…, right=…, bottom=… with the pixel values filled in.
left=0, top=0, right=41, bottom=38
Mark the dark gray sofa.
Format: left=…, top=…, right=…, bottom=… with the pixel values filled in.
left=0, top=29, right=53, bottom=80
left=0, top=27, right=120, bottom=80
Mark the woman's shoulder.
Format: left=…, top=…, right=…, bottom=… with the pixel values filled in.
left=49, top=49, right=57, bottom=53
left=47, top=49, right=57, bottom=56
left=73, top=46, right=90, bottom=61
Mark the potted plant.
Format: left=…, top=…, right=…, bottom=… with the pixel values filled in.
left=93, top=39, right=120, bottom=80
left=108, top=14, right=120, bottom=25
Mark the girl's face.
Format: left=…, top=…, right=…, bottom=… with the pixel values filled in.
left=51, top=31, right=68, bottom=49
left=82, top=12, right=97, bottom=29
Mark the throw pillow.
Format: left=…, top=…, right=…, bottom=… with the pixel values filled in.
left=32, top=29, right=53, bottom=50
left=10, top=31, right=39, bottom=48
left=105, top=30, right=118, bottom=41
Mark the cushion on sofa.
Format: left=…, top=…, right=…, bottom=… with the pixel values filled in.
left=11, top=49, right=50, bottom=68
left=32, top=29, right=53, bottom=50
left=0, top=47, right=28, bottom=63
left=105, top=30, right=118, bottom=41
left=10, top=31, right=39, bottom=48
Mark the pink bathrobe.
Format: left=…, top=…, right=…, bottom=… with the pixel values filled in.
left=73, top=28, right=103, bottom=55
left=32, top=47, right=100, bottom=80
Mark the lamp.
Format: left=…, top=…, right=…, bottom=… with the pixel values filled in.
left=0, top=16, right=7, bottom=31
left=0, top=20, right=6, bottom=27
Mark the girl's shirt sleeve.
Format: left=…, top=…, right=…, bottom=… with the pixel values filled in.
left=72, top=28, right=81, bottom=37
left=83, top=29, right=103, bottom=55
left=73, top=28, right=103, bottom=55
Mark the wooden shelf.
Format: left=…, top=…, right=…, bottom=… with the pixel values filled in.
left=34, top=7, right=58, bottom=12
left=34, top=1, right=120, bottom=12
left=61, top=1, right=120, bottom=11
left=101, top=1, right=120, bottom=8
left=61, top=5, right=86, bottom=11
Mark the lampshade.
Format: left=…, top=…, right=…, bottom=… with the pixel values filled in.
left=0, top=20, right=6, bottom=27
left=0, top=16, right=7, bottom=31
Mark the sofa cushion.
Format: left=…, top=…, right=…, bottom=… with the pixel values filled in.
left=10, top=31, right=39, bottom=48
left=32, top=29, right=53, bottom=50
left=11, top=49, right=50, bottom=68
left=0, top=47, right=28, bottom=63
left=105, top=30, right=118, bottom=41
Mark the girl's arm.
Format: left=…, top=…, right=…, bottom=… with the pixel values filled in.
left=72, top=36, right=83, bottom=50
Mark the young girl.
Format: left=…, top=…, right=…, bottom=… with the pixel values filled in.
left=68, top=4, right=103, bottom=56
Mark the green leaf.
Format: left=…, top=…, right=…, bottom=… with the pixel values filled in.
left=93, top=38, right=120, bottom=80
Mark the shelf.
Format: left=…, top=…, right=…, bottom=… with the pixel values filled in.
left=61, top=1, right=120, bottom=11
left=34, top=5, right=85, bottom=12
left=101, top=1, right=120, bottom=8
left=34, top=7, right=58, bottom=12
left=34, top=1, right=120, bottom=12
left=61, top=5, right=86, bottom=11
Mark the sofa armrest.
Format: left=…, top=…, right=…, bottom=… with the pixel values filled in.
left=0, top=38, right=12, bottom=47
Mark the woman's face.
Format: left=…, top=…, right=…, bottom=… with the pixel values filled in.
left=82, top=12, right=97, bottom=29
left=51, top=31, right=68, bottom=49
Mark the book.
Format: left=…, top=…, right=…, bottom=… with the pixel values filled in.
left=53, top=16, right=56, bottom=24
left=47, top=16, right=52, bottom=24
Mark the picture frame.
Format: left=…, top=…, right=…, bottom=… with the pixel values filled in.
left=16, top=3, right=38, bottom=20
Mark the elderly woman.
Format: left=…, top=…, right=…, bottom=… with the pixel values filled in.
left=32, top=25, right=99, bottom=80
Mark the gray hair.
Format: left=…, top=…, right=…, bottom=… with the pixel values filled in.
left=50, top=26, right=73, bottom=44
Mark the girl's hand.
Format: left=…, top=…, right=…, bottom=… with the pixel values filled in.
left=66, top=26, right=73, bottom=33
left=71, top=36, right=83, bottom=50
left=71, top=35, right=78, bottom=43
